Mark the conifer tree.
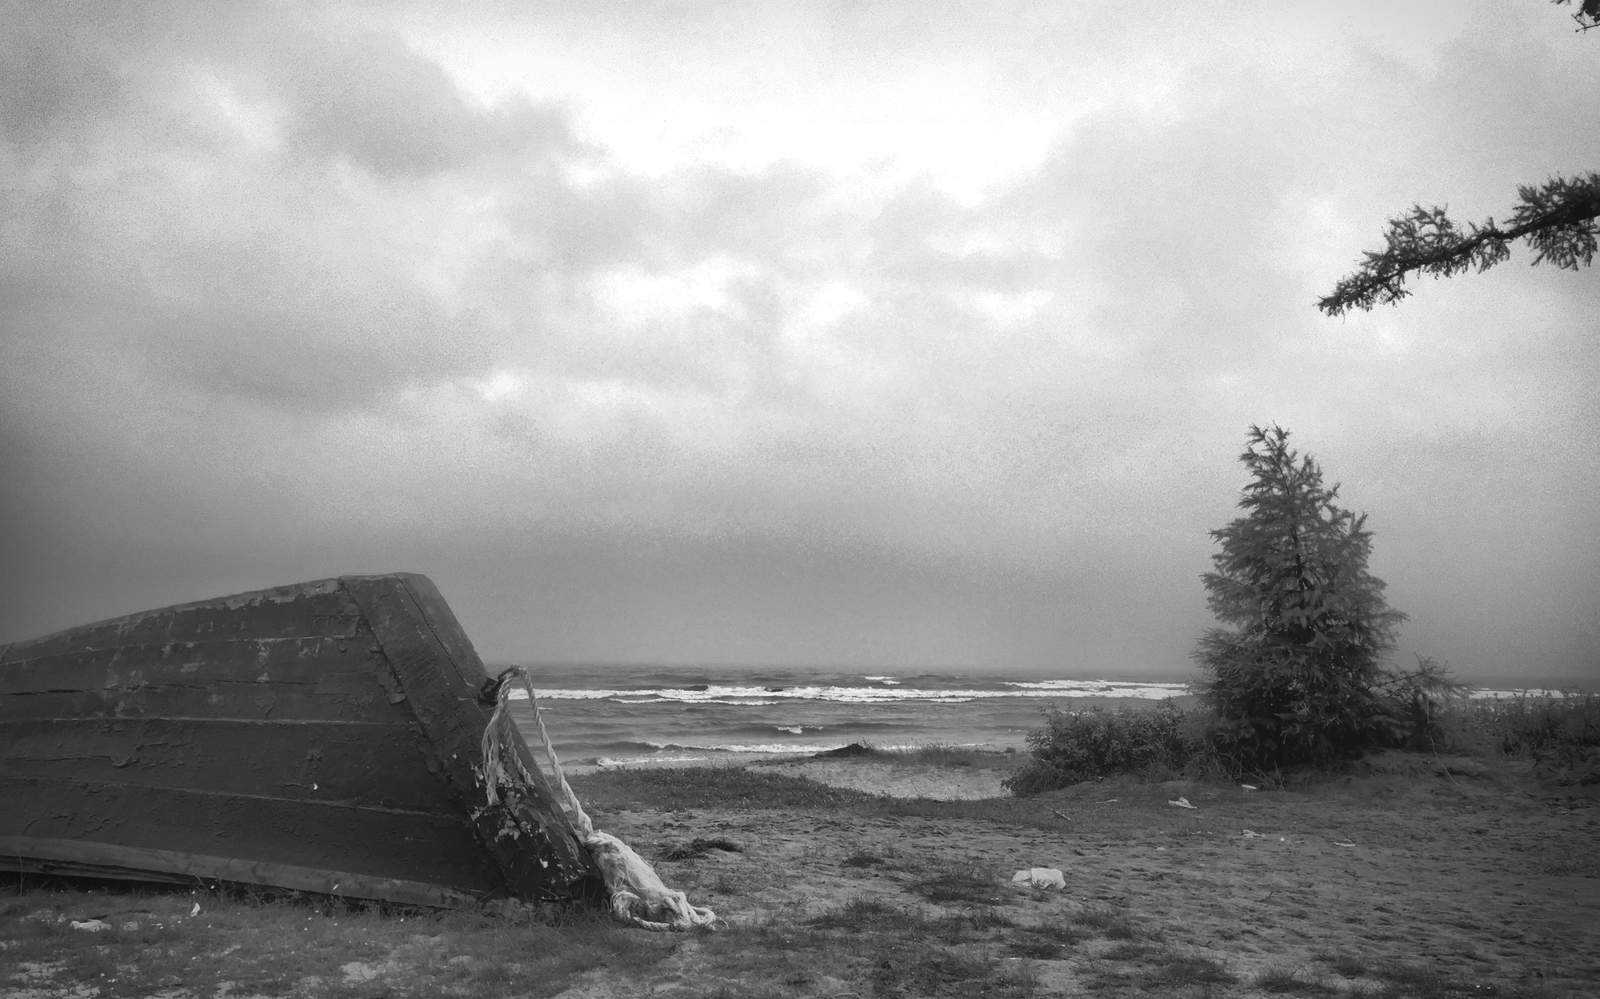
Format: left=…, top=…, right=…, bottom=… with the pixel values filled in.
left=1193, top=425, right=1406, bottom=769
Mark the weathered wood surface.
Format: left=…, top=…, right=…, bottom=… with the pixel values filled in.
left=0, top=836, right=484, bottom=909
left=0, top=573, right=603, bottom=907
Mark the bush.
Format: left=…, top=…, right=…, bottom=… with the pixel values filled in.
left=1368, top=655, right=1472, bottom=751
left=1193, top=425, right=1407, bottom=770
left=1457, top=692, right=1600, bottom=758
left=1002, top=700, right=1213, bottom=796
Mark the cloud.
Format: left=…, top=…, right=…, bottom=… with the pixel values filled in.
left=1, top=1, right=1596, bottom=677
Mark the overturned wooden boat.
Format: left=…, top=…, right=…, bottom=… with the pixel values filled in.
left=0, top=573, right=604, bottom=909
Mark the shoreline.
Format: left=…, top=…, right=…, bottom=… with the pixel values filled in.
left=560, top=743, right=1027, bottom=801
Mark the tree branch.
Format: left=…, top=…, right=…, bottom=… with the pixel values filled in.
left=1554, top=0, right=1600, bottom=32
left=1318, top=173, right=1600, bottom=316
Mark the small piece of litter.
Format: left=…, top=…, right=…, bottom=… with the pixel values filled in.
left=1155, top=846, right=1166, bottom=851
left=1011, top=867, right=1066, bottom=889
left=1240, top=784, right=1258, bottom=791
left=1242, top=829, right=1263, bottom=838
left=1049, top=808, right=1070, bottom=821
left=71, top=919, right=110, bottom=932
left=1334, top=840, right=1356, bottom=848
left=1168, top=797, right=1197, bottom=809
left=190, top=903, right=201, bottom=917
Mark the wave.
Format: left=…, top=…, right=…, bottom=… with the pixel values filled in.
left=599, top=697, right=782, bottom=707
left=508, top=681, right=1189, bottom=704
left=1002, top=679, right=1191, bottom=699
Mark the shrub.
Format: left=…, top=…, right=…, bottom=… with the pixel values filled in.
left=1003, top=700, right=1212, bottom=796
left=1193, top=425, right=1406, bottom=770
left=1458, top=691, right=1600, bottom=758
left=1369, top=654, right=1473, bottom=751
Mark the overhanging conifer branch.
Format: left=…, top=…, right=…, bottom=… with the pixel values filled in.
left=1556, top=0, right=1600, bottom=31
left=1318, top=173, right=1600, bottom=316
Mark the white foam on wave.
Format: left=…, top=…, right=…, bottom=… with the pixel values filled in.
left=518, top=680, right=1574, bottom=703
left=595, top=753, right=712, bottom=768
left=604, top=697, right=782, bottom=706
left=520, top=682, right=1188, bottom=704
left=604, top=742, right=861, bottom=760
left=1002, top=680, right=1191, bottom=699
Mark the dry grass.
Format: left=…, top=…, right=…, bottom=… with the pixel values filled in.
left=0, top=877, right=677, bottom=997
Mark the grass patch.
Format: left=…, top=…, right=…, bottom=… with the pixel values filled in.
left=1005, top=923, right=1088, bottom=960
left=930, top=907, right=1017, bottom=945
left=1253, top=964, right=1336, bottom=995
left=1141, top=952, right=1236, bottom=986
left=1082, top=940, right=1236, bottom=993
left=1102, top=941, right=1152, bottom=961
left=1313, top=951, right=1370, bottom=978
left=805, top=896, right=923, bottom=931
left=1071, top=905, right=1141, bottom=940
left=660, top=836, right=745, bottom=861
left=720, top=897, right=1030, bottom=998
left=907, top=864, right=1014, bottom=907
left=1363, top=961, right=1489, bottom=999
left=866, top=938, right=1031, bottom=999
left=0, top=881, right=676, bottom=998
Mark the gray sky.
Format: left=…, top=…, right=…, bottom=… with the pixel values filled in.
left=2, top=1, right=1596, bottom=680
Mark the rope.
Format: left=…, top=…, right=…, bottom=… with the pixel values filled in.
left=478, top=668, right=717, bottom=932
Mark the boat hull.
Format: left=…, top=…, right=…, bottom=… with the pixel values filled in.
left=0, top=573, right=603, bottom=908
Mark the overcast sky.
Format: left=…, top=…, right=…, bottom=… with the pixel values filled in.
left=2, top=1, right=1595, bottom=681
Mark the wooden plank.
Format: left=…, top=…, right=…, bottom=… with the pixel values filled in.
left=0, top=684, right=403, bottom=726
left=0, top=777, right=504, bottom=897
left=0, top=716, right=452, bottom=813
left=2, top=579, right=359, bottom=662
left=0, top=836, right=483, bottom=909
left=0, top=635, right=386, bottom=696
left=344, top=574, right=603, bottom=903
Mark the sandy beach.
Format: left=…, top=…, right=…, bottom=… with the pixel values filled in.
left=5, top=749, right=1597, bottom=998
